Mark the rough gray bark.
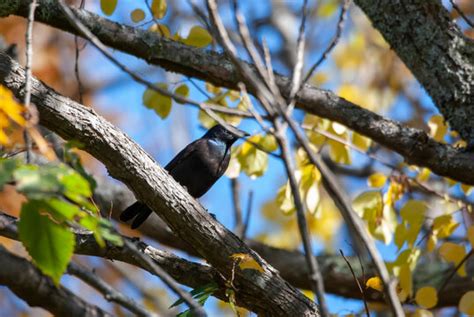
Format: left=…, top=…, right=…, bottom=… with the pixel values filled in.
left=0, top=245, right=112, bottom=317
left=1, top=0, right=474, bottom=184
left=0, top=52, right=319, bottom=316
left=354, top=0, right=474, bottom=146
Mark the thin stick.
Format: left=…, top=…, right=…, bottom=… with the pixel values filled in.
left=438, top=249, right=474, bottom=294
left=449, top=0, right=474, bottom=28
left=274, top=120, right=329, bottom=316
left=67, top=261, right=156, bottom=317
left=241, top=190, right=253, bottom=240
left=74, top=0, right=86, bottom=104
left=23, top=0, right=38, bottom=164
left=302, top=0, right=351, bottom=85
left=57, top=1, right=255, bottom=138
left=231, top=178, right=244, bottom=236
left=339, top=250, right=370, bottom=317
left=123, top=239, right=207, bottom=317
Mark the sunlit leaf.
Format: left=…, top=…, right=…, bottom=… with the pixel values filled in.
left=100, top=0, right=117, bottom=16
left=415, top=286, right=438, bottom=309
left=428, top=115, right=447, bottom=142
left=398, top=264, right=412, bottom=297
left=130, top=8, right=145, bottom=23
left=439, top=242, right=466, bottom=276
left=368, top=172, right=387, bottom=188
left=149, top=23, right=171, bottom=37
left=18, top=201, right=75, bottom=285
left=230, top=253, right=264, bottom=272
left=432, top=214, right=459, bottom=239
left=182, top=26, right=212, bottom=48
left=151, top=0, right=167, bottom=19
left=459, top=291, right=474, bottom=315
left=174, top=84, right=189, bottom=104
left=142, top=83, right=172, bottom=119
left=366, top=276, right=383, bottom=292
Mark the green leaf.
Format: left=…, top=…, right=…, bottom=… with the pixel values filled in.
left=143, top=83, right=172, bottom=119
left=182, top=26, right=212, bottom=48
left=18, top=201, right=75, bottom=285
left=171, top=282, right=218, bottom=315
left=0, top=158, right=18, bottom=189
left=14, top=165, right=62, bottom=198
left=97, top=219, right=123, bottom=247
left=100, top=0, right=117, bottom=16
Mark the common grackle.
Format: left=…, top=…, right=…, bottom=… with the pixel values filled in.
left=120, top=124, right=247, bottom=229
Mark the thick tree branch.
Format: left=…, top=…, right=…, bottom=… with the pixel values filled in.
left=0, top=245, right=112, bottom=317
left=1, top=0, right=474, bottom=184
left=354, top=0, right=474, bottom=145
left=0, top=52, right=318, bottom=316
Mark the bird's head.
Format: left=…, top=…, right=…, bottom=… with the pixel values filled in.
left=204, top=124, right=249, bottom=145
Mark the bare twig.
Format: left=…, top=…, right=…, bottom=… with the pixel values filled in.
left=74, top=0, right=86, bottom=104
left=339, top=250, right=370, bottom=317
left=274, top=121, right=329, bottom=316
left=123, top=239, right=207, bottom=317
left=23, top=0, right=38, bottom=163
left=302, top=0, right=351, bottom=85
left=57, top=1, right=254, bottom=138
left=67, top=261, right=156, bottom=317
left=438, top=249, right=474, bottom=293
left=449, top=0, right=474, bottom=28
left=241, top=190, right=253, bottom=240
left=231, top=178, right=244, bottom=236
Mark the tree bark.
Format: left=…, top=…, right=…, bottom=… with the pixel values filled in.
left=0, top=245, right=112, bottom=317
left=354, top=0, right=474, bottom=146
left=0, top=52, right=319, bottom=316
left=1, top=0, right=474, bottom=184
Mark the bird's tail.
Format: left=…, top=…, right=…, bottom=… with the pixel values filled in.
left=119, top=202, right=152, bottom=229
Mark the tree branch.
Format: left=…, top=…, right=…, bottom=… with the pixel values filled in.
left=0, top=245, right=112, bottom=317
left=1, top=0, right=474, bottom=184
left=0, top=52, right=318, bottom=316
left=353, top=0, right=474, bottom=146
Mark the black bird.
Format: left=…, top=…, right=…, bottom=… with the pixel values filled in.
left=120, top=124, right=246, bottom=229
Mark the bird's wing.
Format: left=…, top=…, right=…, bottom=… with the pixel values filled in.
left=164, top=139, right=202, bottom=172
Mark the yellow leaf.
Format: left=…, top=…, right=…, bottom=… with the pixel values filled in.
left=328, top=138, right=351, bottom=164
left=461, top=183, right=473, bottom=195
left=311, top=72, right=328, bottom=86
left=130, top=8, right=145, bottom=23
left=352, top=191, right=383, bottom=219
left=417, top=168, right=431, bottom=182
left=459, top=291, right=474, bottom=315
left=439, top=242, right=467, bottom=276
left=394, top=223, right=406, bottom=250
left=142, top=83, right=172, bottom=119
left=276, top=182, right=295, bottom=215
left=182, top=26, right=212, bottom=48
left=366, top=276, right=383, bottom=292
left=426, top=234, right=437, bottom=252
left=100, top=0, right=117, bottom=16
left=432, top=214, right=459, bottom=238
left=427, top=115, right=447, bottom=142
left=400, top=200, right=426, bottom=225
left=174, top=84, right=189, bottom=104
left=399, top=264, right=412, bottom=297
left=352, top=132, right=371, bottom=151
left=368, top=172, right=387, bottom=188
left=205, top=83, right=221, bottom=94
left=413, top=309, right=434, bottom=317
left=258, top=134, right=278, bottom=152
left=318, top=1, right=338, bottom=18
left=149, top=23, right=171, bottom=38
left=230, top=253, right=264, bottom=273
left=415, top=286, right=438, bottom=309
left=151, top=0, right=167, bottom=19
left=468, top=226, right=474, bottom=247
